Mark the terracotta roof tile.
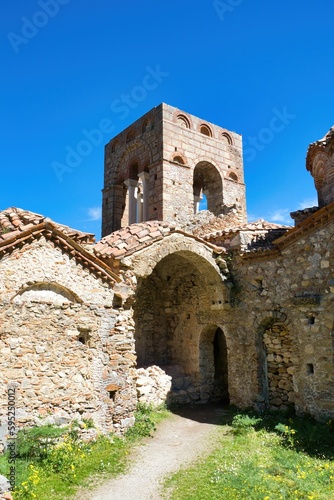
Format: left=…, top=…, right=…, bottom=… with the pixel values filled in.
left=94, top=221, right=176, bottom=260
left=0, top=207, right=95, bottom=244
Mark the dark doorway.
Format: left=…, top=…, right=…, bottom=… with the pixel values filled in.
left=213, top=328, right=229, bottom=402
left=199, top=325, right=229, bottom=403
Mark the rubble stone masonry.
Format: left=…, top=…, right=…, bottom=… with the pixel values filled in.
left=0, top=237, right=136, bottom=433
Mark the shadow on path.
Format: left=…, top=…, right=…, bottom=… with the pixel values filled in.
left=169, top=401, right=232, bottom=425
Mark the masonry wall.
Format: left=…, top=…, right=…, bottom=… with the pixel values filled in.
left=230, top=222, right=334, bottom=420
left=0, top=238, right=137, bottom=433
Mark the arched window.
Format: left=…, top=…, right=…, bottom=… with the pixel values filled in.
left=228, top=172, right=238, bottom=182
left=142, top=118, right=152, bottom=133
left=111, top=140, right=119, bottom=153
left=173, top=155, right=185, bottom=165
left=193, top=161, right=223, bottom=215
left=125, top=162, right=149, bottom=225
left=176, top=114, right=191, bottom=129
left=172, top=154, right=187, bottom=166
left=126, top=129, right=136, bottom=143
left=221, top=132, right=232, bottom=144
left=199, top=124, right=212, bottom=137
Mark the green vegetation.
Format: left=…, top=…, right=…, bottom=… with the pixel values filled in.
left=0, top=404, right=169, bottom=500
left=164, top=410, right=334, bottom=500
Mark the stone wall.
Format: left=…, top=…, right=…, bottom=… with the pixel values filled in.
left=229, top=220, right=334, bottom=420
left=0, top=237, right=136, bottom=434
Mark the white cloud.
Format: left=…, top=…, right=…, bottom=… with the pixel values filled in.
left=87, top=207, right=101, bottom=221
left=247, top=213, right=261, bottom=222
left=268, top=208, right=292, bottom=224
left=298, top=198, right=318, bottom=210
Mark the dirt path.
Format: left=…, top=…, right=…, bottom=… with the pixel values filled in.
left=77, top=404, right=227, bottom=500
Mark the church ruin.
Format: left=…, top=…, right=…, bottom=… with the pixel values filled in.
left=1, top=104, right=333, bottom=434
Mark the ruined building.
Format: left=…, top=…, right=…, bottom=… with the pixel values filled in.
left=0, top=104, right=333, bottom=436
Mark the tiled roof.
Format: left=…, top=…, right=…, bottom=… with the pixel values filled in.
left=201, top=219, right=290, bottom=241
left=0, top=209, right=119, bottom=284
left=0, top=208, right=95, bottom=244
left=241, top=201, right=334, bottom=261
left=94, top=221, right=177, bottom=259
left=94, top=220, right=225, bottom=261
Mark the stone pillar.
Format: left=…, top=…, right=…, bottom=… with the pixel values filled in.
left=124, top=179, right=138, bottom=225
left=194, top=193, right=203, bottom=214
left=138, top=172, right=150, bottom=222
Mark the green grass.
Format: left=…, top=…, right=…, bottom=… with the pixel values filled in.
left=163, top=410, right=334, bottom=500
left=0, top=403, right=170, bottom=500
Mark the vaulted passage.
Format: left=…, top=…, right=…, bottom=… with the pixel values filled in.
left=133, top=250, right=226, bottom=404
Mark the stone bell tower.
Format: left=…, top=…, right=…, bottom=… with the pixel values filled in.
left=306, top=126, right=334, bottom=208
left=102, top=103, right=246, bottom=237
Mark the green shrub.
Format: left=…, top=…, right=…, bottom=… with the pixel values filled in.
left=125, top=403, right=157, bottom=440
left=15, top=425, right=67, bottom=460
left=231, top=413, right=261, bottom=435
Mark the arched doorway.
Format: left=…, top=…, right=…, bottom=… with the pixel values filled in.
left=199, top=325, right=229, bottom=403
left=133, top=248, right=225, bottom=404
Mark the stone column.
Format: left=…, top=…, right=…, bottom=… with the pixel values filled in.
left=194, top=193, right=203, bottom=214
left=124, top=179, right=138, bottom=224
left=138, top=172, right=150, bottom=222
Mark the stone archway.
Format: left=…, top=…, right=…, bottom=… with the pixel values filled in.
left=133, top=243, right=225, bottom=404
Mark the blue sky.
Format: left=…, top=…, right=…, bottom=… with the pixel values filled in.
left=1, top=0, right=333, bottom=239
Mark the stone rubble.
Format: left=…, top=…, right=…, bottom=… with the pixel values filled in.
left=135, top=366, right=172, bottom=407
